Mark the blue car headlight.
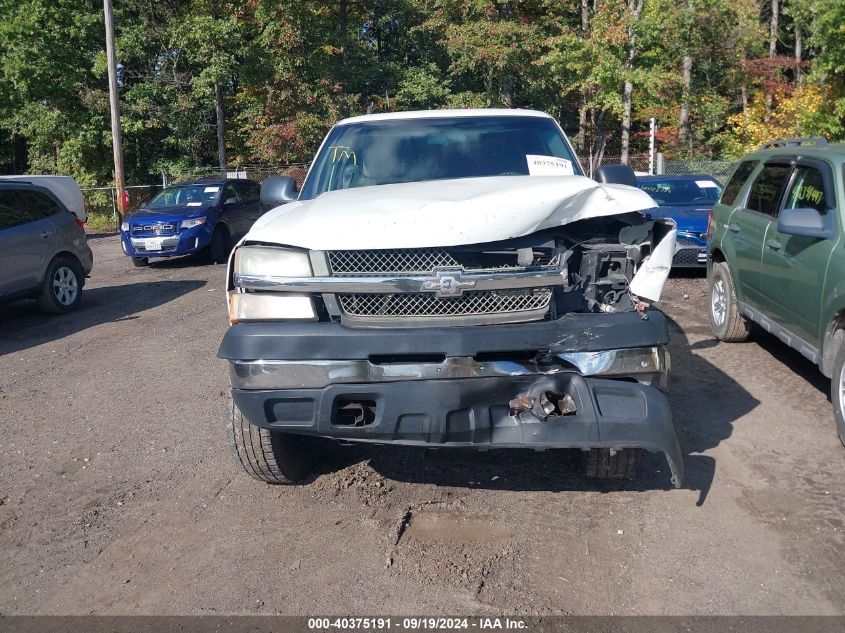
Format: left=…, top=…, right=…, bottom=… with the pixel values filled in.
left=180, top=217, right=207, bottom=229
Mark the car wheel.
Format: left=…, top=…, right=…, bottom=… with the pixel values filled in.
left=829, top=338, right=845, bottom=447
left=209, top=225, right=229, bottom=264
left=132, top=257, right=149, bottom=267
left=582, top=448, right=641, bottom=481
left=709, top=261, right=750, bottom=342
left=38, top=256, right=83, bottom=314
left=225, top=390, right=323, bottom=484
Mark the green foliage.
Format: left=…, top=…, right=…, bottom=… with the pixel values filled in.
left=0, top=0, right=843, bottom=182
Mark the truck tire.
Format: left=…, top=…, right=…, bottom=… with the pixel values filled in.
left=38, top=255, right=83, bottom=314
left=829, top=339, right=845, bottom=447
left=583, top=448, right=642, bottom=481
left=132, top=257, right=149, bottom=267
left=226, top=391, right=322, bottom=484
left=709, top=261, right=750, bottom=342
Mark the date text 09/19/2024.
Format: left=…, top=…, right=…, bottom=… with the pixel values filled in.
left=307, top=618, right=528, bottom=630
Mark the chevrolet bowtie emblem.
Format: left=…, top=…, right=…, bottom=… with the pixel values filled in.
left=421, top=269, right=477, bottom=297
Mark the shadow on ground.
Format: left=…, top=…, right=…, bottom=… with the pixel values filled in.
left=303, top=309, right=760, bottom=505
left=0, top=279, right=206, bottom=356
left=669, top=267, right=707, bottom=279
left=142, top=252, right=220, bottom=269
left=750, top=327, right=829, bottom=397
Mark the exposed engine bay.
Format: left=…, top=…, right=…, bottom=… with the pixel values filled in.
left=310, top=211, right=676, bottom=326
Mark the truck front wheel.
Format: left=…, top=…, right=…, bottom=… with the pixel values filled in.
left=226, top=392, right=323, bottom=484
left=582, top=448, right=642, bottom=481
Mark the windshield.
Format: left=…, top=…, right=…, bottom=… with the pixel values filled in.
left=637, top=178, right=723, bottom=206
left=146, top=184, right=221, bottom=209
left=299, top=116, right=580, bottom=200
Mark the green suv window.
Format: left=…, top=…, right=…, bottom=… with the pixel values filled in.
left=721, top=160, right=758, bottom=206
left=783, top=166, right=829, bottom=214
left=747, top=164, right=792, bottom=215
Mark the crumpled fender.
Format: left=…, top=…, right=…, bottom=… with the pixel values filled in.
left=630, top=218, right=677, bottom=302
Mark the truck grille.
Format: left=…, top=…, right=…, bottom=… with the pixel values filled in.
left=327, top=248, right=557, bottom=276
left=337, top=289, right=553, bottom=318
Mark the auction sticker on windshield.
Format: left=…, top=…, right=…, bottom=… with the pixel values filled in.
left=526, top=155, right=574, bottom=176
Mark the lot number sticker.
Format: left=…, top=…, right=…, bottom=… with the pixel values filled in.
left=526, top=155, right=574, bottom=176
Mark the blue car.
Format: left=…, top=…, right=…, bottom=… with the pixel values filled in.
left=120, top=178, right=268, bottom=266
left=636, top=174, right=723, bottom=268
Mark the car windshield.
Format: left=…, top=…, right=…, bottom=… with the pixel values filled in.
left=637, top=178, right=723, bottom=205
left=146, top=184, right=221, bottom=209
left=299, top=116, right=580, bottom=200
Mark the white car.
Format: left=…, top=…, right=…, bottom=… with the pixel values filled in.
left=218, top=109, right=680, bottom=487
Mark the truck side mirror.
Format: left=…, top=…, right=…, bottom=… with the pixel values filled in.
left=260, top=175, right=298, bottom=206
left=594, top=164, right=637, bottom=187
left=777, top=207, right=833, bottom=240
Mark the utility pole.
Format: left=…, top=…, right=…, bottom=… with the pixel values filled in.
left=648, top=118, right=656, bottom=175
left=214, top=82, right=227, bottom=176
left=104, top=0, right=126, bottom=218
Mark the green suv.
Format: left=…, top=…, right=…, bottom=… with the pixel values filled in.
left=708, top=138, right=845, bottom=444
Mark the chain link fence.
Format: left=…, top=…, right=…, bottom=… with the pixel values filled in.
left=585, top=153, right=737, bottom=183
left=163, top=164, right=310, bottom=188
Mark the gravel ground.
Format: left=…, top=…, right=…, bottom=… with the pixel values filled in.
left=1, top=235, right=844, bottom=615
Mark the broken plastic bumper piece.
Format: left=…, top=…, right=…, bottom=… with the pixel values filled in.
left=230, top=374, right=683, bottom=488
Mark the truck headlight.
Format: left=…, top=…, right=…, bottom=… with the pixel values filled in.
left=227, top=293, right=315, bottom=323
left=180, top=217, right=206, bottom=229
left=121, top=221, right=129, bottom=232
left=233, top=246, right=312, bottom=278
left=229, top=246, right=315, bottom=322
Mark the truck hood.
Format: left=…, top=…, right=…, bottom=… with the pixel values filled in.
left=246, top=176, right=660, bottom=250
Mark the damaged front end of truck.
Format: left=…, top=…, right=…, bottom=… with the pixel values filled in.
left=218, top=174, right=684, bottom=487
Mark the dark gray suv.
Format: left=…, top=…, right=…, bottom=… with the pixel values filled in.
left=0, top=181, right=94, bottom=313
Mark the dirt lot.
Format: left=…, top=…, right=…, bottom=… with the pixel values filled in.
left=1, top=235, right=844, bottom=615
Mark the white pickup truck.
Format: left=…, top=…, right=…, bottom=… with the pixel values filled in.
left=218, top=109, right=682, bottom=487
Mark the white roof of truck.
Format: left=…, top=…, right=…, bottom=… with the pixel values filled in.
left=337, top=108, right=554, bottom=126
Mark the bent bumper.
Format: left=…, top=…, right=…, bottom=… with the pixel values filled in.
left=232, top=375, right=682, bottom=487
left=228, top=346, right=669, bottom=391
left=220, top=312, right=682, bottom=486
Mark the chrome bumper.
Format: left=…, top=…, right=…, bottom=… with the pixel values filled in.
left=229, top=346, right=669, bottom=391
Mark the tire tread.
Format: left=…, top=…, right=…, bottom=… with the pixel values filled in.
left=710, top=261, right=751, bottom=342
left=225, top=391, right=317, bottom=484
left=583, top=448, right=642, bottom=480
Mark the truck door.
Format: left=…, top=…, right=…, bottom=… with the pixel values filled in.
left=730, top=162, right=792, bottom=308
left=761, top=160, right=837, bottom=349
